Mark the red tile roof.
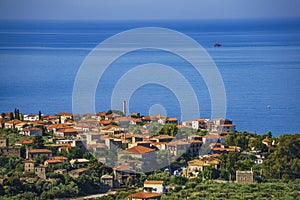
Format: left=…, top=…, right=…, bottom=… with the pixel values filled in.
left=15, top=139, right=33, bottom=145
left=46, top=159, right=63, bottom=164
left=57, top=112, right=73, bottom=116
left=128, top=192, right=161, bottom=199
left=6, top=119, right=23, bottom=125
left=144, top=180, right=164, bottom=185
left=28, top=149, right=52, bottom=153
left=122, top=146, right=155, bottom=154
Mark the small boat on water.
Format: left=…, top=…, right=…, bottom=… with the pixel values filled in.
left=213, top=43, right=222, bottom=47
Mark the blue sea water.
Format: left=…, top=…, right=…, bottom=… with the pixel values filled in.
left=0, top=19, right=299, bottom=136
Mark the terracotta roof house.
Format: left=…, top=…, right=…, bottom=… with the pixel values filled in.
left=15, top=139, right=34, bottom=146
left=68, top=168, right=89, bottom=179
left=5, top=119, right=23, bottom=129
left=187, top=156, right=220, bottom=177
left=128, top=192, right=162, bottom=200
left=26, top=149, right=52, bottom=160
left=166, top=117, right=178, bottom=124
left=166, top=140, right=189, bottom=156
left=22, top=127, right=43, bottom=136
left=55, top=128, right=78, bottom=137
left=44, top=159, right=63, bottom=166
left=119, top=145, right=155, bottom=159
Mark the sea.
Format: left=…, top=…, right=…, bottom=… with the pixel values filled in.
left=0, top=19, right=299, bottom=136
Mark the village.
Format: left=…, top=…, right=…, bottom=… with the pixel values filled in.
left=0, top=107, right=281, bottom=199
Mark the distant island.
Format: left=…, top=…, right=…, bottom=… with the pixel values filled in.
left=0, top=108, right=299, bottom=199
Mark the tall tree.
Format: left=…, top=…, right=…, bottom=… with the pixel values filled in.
left=38, top=111, right=42, bottom=120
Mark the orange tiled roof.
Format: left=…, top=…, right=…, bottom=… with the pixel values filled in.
left=202, top=134, right=224, bottom=139
left=122, top=146, right=155, bottom=154
left=128, top=192, right=161, bottom=199
left=57, top=112, right=73, bottom=116
left=71, top=168, right=89, bottom=173
left=15, top=139, right=33, bottom=145
left=144, top=180, right=164, bottom=185
left=219, top=124, right=235, bottom=127
left=6, top=119, right=23, bottom=125
left=167, top=140, right=189, bottom=146
left=23, top=127, right=41, bottom=131
left=47, top=123, right=70, bottom=129
left=28, top=149, right=52, bottom=153
left=115, top=165, right=135, bottom=171
left=142, top=116, right=152, bottom=121
left=46, top=159, right=63, bottom=164
left=167, top=117, right=177, bottom=121
left=50, top=156, right=68, bottom=160
left=56, top=128, right=77, bottom=133
left=96, top=112, right=106, bottom=116
left=189, top=140, right=202, bottom=143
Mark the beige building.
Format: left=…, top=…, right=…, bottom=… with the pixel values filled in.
left=26, top=149, right=52, bottom=159
left=236, top=171, right=254, bottom=184
left=143, top=180, right=166, bottom=194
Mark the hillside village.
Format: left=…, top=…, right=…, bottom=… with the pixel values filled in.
left=0, top=109, right=298, bottom=199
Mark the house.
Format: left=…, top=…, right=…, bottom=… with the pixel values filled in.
left=24, top=160, right=36, bottom=173
left=166, top=140, right=189, bottom=156
left=150, top=135, right=174, bottom=143
left=24, top=114, right=39, bottom=121
left=202, top=134, right=225, bottom=144
left=35, top=165, right=47, bottom=179
left=47, top=123, right=71, bottom=133
left=191, top=119, right=209, bottom=130
left=0, top=118, right=7, bottom=128
left=165, top=118, right=178, bottom=124
left=262, top=138, right=272, bottom=147
left=187, top=140, right=203, bottom=157
left=15, top=139, right=33, bottom=146
left=113, top=165, right=136, bottom=186
left=44, top=159, right=63, bottom=166
left=101, top=174, right=114, bottom=188
left=143, top=180, right=166, bottom=194
left=55, top=128, right=78, bottom=137
left=0, top=137, right=23, bottom=157
left=236, top=171, right=254, bottom=184
left=128, top=192, right=162, bottom=200
left=130, top=118, right=143, bottom=125
left=157, top=115, right=167, bottom=124
left=5, top=119, right=23, bottom=129
left=68, top=168, right=89, bottom=179
left=26, top=149, right=52, bottom=160
left=118, top=145, right=155, bottom=161
left=22, top=127, right=43, bottom=136
left=212, top=118, right=236, bottom=133
left=56, top=112, right=73, bottom=123
left=70, top=158, right=90, bottom=166
left=24, top=160, right=47, bottom=179
left=187, top=156, right=220, bottom=177
left=216, top=124, right=236, bottom=133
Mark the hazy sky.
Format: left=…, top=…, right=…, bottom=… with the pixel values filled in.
left=0, top=0, right=299, bottom=20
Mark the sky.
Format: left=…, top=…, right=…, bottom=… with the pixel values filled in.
left=0, top=0, right=299, bottom=21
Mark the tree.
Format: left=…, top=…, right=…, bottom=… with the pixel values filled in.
left=9, top=112, right=14, bottom=120
left=32, top=135, right=44, bottom=149
left=38, top=110, right=42, bottom=120
left=263, top=134, right=300, bottom=180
